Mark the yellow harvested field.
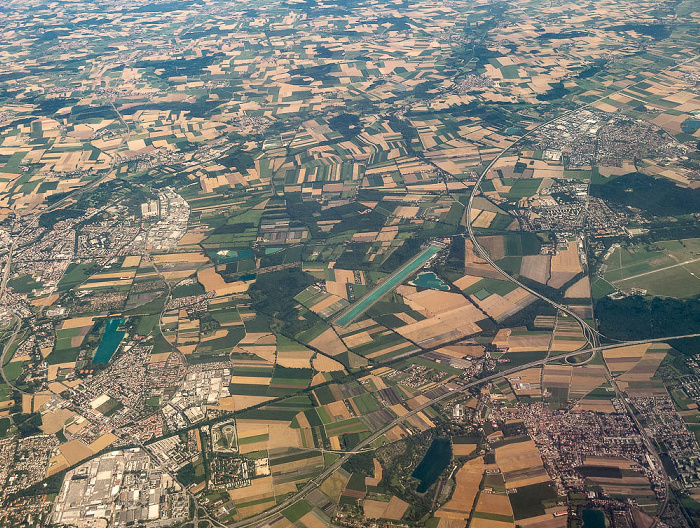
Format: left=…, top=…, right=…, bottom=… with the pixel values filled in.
left=326, top=400, right=353, bottom=421
left=473, top=210, right=497, bottom=228
left=149, top=352, right=172, bottom=363
left=493, top=329, right=551, bottom=352
left=60, top=316, right=95, bottom=329
left=403, top=289, right=469, bottom=316
left=575, top=399, right=616, bottom=413
left=122, top=256, right=141, bottom=267
left=31, top=294, right=59, bottom=307
left=59, top=439, right=94, bottom=466
left=231, top=376, right=272, bottom=385
left=88, top=433, right=118, bottom=452
left=153, top=252, right=208, bottom=263
left=436, top=457, right=484, bottom=520
left=343, top=331, right=372, bottom=348
left=236, top=501, right=275, bottom=520
left=46, top=453, right=70, bottom=477
left=454, top=274, right=482, bottom=290
left=197, top=267, right=226, bottom=292
left=603, top=344, right=649, bottom=359
left=312, top=354, right=346, bottom=372
left=397, top=304, right=482, bottom=346
left=228, top=476, right=274, bottom=501
left=495, top=440, right=548, bottom=488
left=551, top=241, right=582, bottom=274
left=277, top=350, right=313, bottom=369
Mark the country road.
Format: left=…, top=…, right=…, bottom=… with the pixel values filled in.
left=226, top=332, right=700, bottom=528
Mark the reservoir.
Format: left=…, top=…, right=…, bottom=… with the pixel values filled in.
left=581, top=509, right=606, bottom=528
left=410, top=272, right=449, bottom=291
left=412, top=437, right=452, bottom=493
left=93, top=318, right=126, bottom=364
left=336, top=244, right=442, bottom=326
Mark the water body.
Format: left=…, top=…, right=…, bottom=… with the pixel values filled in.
left=581, top=509, right=606, bottom=528
left=410, top=272, right=449, bottom=291
left=336, top=244, right=442, bottom=326
left=93, top=318, right=126, bottom=364
left=412, top=438, right=452, bottom=493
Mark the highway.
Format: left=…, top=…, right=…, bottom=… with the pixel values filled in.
left=226, top=333, right=700, bottom=528
left=228, top=57, right=700, bottom=525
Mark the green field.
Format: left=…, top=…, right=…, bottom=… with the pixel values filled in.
left=604, top=239, right=700, bottom=297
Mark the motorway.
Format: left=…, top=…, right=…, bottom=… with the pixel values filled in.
left=226, top=333, right=700, bottom=528
left=228, top=57, right=700, bottom=525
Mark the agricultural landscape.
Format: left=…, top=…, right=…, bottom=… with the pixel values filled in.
left=0, top=0, right=699, bottom=527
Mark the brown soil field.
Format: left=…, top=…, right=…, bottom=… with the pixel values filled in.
left=298, top=511, right=328, bottom=528
left=546, top=271, right=578, bottom=289
left=478, top=235, right=506, bottom=260
left=320, top=471, right=350, bottom=502
left=474, top=492, right=513, bottom=516
left=59, top=439, right=94, bottom=466
left=565, top=276, right=590, bottom=298
left=40, top=408, right=75, bottom=434
left=310, top=329, right=348, bottom=357
left=575, top=399, right=615, bottom=413
left=404, top=289, right=469, bottom=316
left=520, top=255, right=551, bottom=284
left=453, top=443, right=477, bottom=456
left=495, top=440, right=545, bottom=485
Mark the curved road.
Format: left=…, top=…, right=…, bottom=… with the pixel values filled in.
left=226, top=333, right=700, bottom=528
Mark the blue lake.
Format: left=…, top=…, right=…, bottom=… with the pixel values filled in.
left=410, top=272, right=449, bottom=291
left=412, top=438, right=452, bottom=493
left=581, top=509, right=606, bottom=528
left=93, top=318, right=126, bottom=364
left=336, top=244, right=442, bottom=326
